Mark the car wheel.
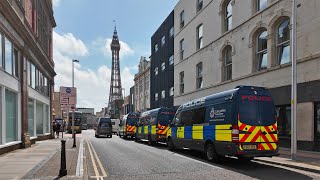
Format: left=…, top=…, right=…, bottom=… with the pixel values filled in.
left=205, top=143, right=220, bottom=163
left=167, top=137, right=175, bottom=151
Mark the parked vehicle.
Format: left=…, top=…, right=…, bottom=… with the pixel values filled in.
left=111, top=119, right=120, bottom=135
left=82, top=124, right=88, bottom=130
left=66, top=111, right=82, bottom=133
left=95, top=117, right=113, bottom=138
left=135, top=108, right=176, bottom=145
left=167, top=86, right=279, bottom=162
left=119, top=113, right=140, bottom=139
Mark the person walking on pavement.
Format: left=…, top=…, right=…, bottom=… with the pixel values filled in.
left=56, top=123, right=61, bottom=138
left=52, top=122, right=57, bottom=138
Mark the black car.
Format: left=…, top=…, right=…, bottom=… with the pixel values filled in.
left=95, top=117, right=113, bottom=138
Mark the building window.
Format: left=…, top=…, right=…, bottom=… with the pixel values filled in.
left=31, top=63, right=36, bottom=89
left=0, top=87, right=2, bottom=144
left=224, top=0, right=232, bottom=32
left=0, top=34, right=3, bottom=68
left=154, top=67, right=158, bottom=75
left=197, top=0, right=203, bottom=12
left=169, top=26, right=174, bottom=37
left=155, top=44, right=159, bottom=52
left=277, top=18, right=290, bottom=65
left=180, top=10, right=185, bottom=28
left=4, top=37, right=12, bottom=75
left=180, top=39, right=185, bottom=60
left=161, top=62, right=165, bottom=71
left=5, top=89, right=18, bottom=143
left=315, top=103, right=320, bottom=142
left=13, top=49, right=19, bottom=78
left=169, top=55, right=174, bottom=65
left=161, top=90, right=166, bottom=99
left=28, top=98, right=35, bottom=137
left=196, top=62, right=203, bottom=89
left=276, top=105, right=291, bottom=137
left=256, top=0, right=268, bottom=12
left=196, top=24, right=203, bottom=50
left=161, top=36, right=166, bottom=46
left=223, top=46, right=232, bottom=81
left=180, top=71, right=184, bottom=94
left=155, top=93, right=158, bottom=101
left=170, top=87, right=174, bottom=96
left=256, top=30, right=268, bottom=71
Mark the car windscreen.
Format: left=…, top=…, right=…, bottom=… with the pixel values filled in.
left=159, top=112, right=175, bottom=125
left=127, top=118, right=139, bottom=126
left=239, top=95, right=276, bottom=126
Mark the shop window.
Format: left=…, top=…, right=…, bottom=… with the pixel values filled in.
left=315, top=103, right=320, bottom=141
left=28, top=98, right=35, bottom=137
left=5, top=89, right=17, bottom=143
left=0, top=33, right=3, bottom=68
left=276, top=105, right=291, bottom=137
left=36, top=101, right=44, bottom=135
left=44, top=105, right=49, bottom=133
left=0, top=87, right=2, bottom=144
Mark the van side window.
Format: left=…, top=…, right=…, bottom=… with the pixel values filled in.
left=173, top=112, right=181, bottom=126
left=193, top=107, right=206, bottom=124
left=181, top=110, right=194, bottom=126
left=206, top=103, right=232, bottom=124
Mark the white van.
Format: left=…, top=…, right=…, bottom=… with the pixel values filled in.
left=111, top=119, right=120, bottom=135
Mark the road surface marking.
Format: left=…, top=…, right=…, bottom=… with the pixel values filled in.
left=76, top=139, right=84, bottom=177
left=86, top=138, right=100, bottom=179
left=87, top=138, right=108, bottom=177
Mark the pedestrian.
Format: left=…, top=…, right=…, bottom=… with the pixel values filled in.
left=56, top=123, right=61, bottom=138
left=52, top=122, right=57, bottom=138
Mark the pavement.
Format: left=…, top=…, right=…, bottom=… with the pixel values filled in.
left=0, top=130, right=320, bottom=179
left=0, top=133, right=85, bottom=180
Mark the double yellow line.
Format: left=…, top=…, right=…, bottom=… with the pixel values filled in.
left=86, top=138, right=107, bottom=179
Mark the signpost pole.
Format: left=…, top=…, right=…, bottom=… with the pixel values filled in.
left=61, top=110, right=64, bottom=139
left=72, top=60, right=79, bottom=148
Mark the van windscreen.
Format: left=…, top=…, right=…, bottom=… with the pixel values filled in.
left=127, top=118, right=139, bottom=126
left=239, top=95, right=276, bottom=126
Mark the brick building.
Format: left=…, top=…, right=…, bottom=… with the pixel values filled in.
left=0, top=0, right=56, bottom=154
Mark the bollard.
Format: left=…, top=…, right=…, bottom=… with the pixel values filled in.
left=59, top=140, right=67, bottom=177
left=73, top=132, right=77, bottom=148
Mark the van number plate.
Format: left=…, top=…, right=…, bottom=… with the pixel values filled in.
left=243, top=145, right=257, bottom=150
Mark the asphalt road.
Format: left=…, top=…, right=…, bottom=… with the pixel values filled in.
left=82, top=130, right=320, bottom=180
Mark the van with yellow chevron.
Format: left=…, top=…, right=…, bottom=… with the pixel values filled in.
left=166, top=86, right=279, bottom=162
left=135, top=107, right=176, bottom=145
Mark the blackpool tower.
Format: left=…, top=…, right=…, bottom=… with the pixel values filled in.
left=107, top=26, right=123, bottom=118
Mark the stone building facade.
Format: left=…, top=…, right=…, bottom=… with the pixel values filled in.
left=134, top=57, right=150, bottom=112
left=0, top=0, right=56, bottom=154
left=174, top=0, right=320, bottom=151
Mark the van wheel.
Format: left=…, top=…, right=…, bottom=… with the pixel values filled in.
left=124, top=135, right=127, bottom=139
left=205, top=143, right=220, bottom=163
left=109, top=135, right=113, bottom=138
left=167, top=137, right=175, bottom=151
left=148, top=135, right=154, bottom=146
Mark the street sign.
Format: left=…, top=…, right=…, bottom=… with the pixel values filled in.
left=60, top=86, right=77, bottom=111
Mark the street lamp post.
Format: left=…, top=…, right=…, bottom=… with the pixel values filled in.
left=72, top=59, right=79, bottom=148
left=122, top=88, right=126, bottom=115
left=291, top=0, right=297, bottom=160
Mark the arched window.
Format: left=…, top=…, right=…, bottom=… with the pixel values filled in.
left=256, top=30, right=268, bottom=70
left=223, top=46, right=232, bottom=81
left=277, top=18, right=290, bottom=65
left=224, top=0, right=232, bottom=32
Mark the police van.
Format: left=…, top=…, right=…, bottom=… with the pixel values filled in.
left=135, top=108, right=176, bottom=145
left=119, top=113, right=140, bottom=139
left=166, top=86, right=278, bottom=162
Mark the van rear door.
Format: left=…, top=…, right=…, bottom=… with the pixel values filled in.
left=238, top=91, right=277, bottom=151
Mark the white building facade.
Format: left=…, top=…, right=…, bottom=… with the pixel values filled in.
left=174, top=0, right=320, bottom=151
left=134, top=57, right=151, bottom=112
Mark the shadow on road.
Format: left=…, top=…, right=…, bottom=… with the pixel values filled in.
left=125, top=138, right=313, bottom=179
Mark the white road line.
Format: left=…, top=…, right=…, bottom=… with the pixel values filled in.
left=76, top=139, right=84, bottom=177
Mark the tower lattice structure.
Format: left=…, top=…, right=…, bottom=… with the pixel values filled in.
left=108, top=27, right=123, bottom=118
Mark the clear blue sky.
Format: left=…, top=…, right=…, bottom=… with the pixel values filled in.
left=53, top=0, right=178, bottom=111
